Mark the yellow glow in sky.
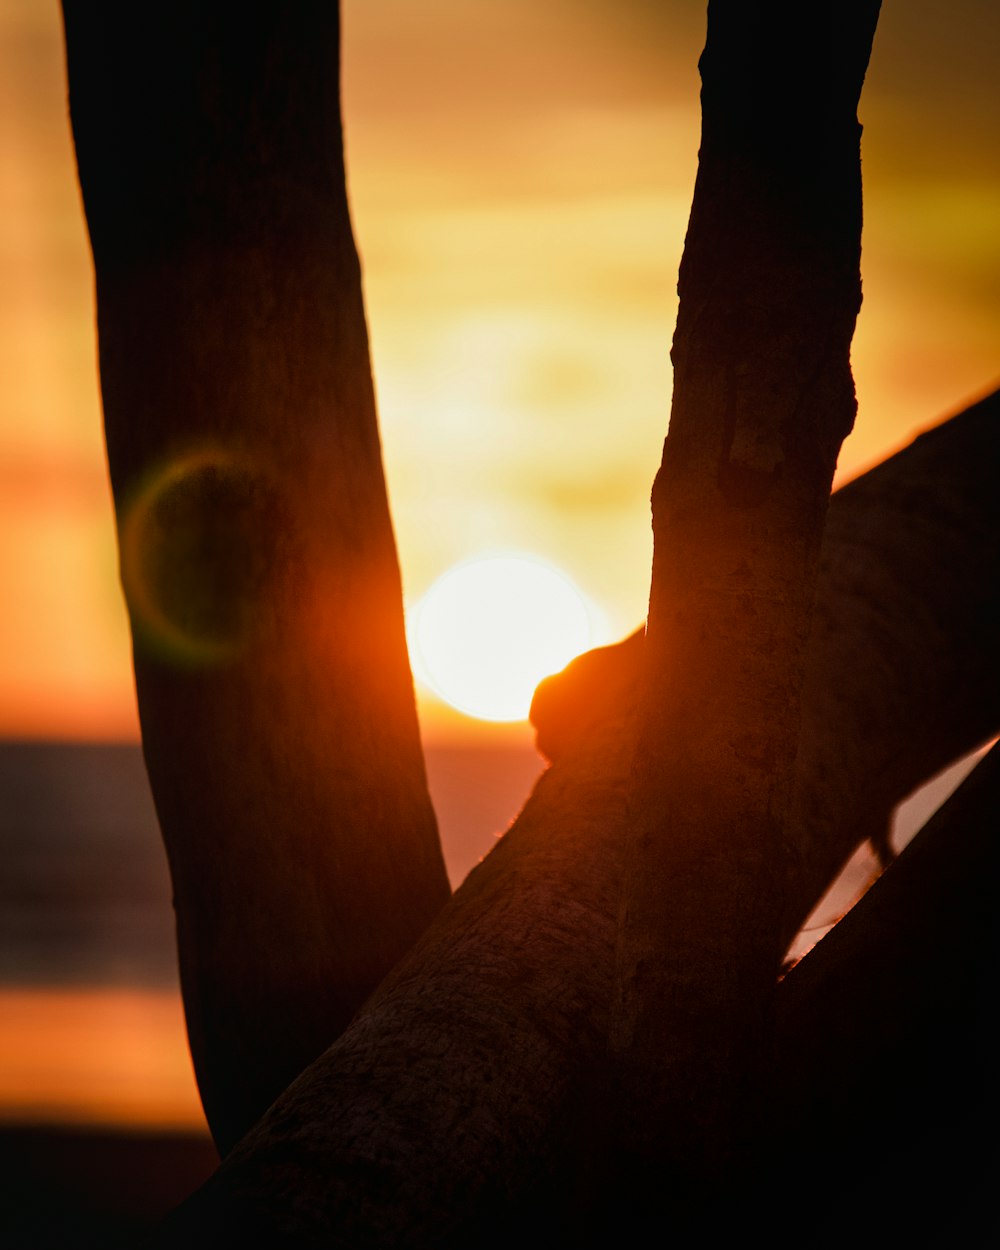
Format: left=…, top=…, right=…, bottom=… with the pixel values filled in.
left=1, top=0, right=998, bottom=739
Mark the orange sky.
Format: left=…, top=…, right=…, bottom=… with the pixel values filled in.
left=1, top=0, right=997, bottom=741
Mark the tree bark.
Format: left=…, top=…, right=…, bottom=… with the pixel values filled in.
left=614, top=0, right=882, bottom=1196
left=61, top=2, right=450, bottom=1154
left=774, top=743, right=999, bottom=1245
left=542, top=385, right=1000, bottom=942
left=787, top=389, right=1000, bottom=935
left=148, top=396, right=999, bottom=1246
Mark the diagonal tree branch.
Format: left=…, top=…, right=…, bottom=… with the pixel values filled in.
left=787, top=388, right=1000, bottom=938
left=147, top=395, right=998, bottom=1245
left=60, top=1, right=450, bottom=1154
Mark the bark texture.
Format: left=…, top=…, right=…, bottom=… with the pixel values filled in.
left=786, top=390, right=1000, bottom=931
left=61, top=2, right=450, bottom=1154
left=614, top=0, right=882, bottom=1192
left=149, top=397, right=999, bottom=1246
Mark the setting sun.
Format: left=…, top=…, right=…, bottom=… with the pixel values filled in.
left=408, top=554, right=601, bottom=722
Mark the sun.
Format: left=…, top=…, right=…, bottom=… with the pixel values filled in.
left=408, top=554, right=600, bottom=723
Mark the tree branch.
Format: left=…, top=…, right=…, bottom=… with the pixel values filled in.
left=788, top=388, right=1000, bottom=937
left=773, top=743, right=999, bottom=1244
left=148, top=396, right=998, bottom=1245
left=61, top=1, right=450, bottom=1153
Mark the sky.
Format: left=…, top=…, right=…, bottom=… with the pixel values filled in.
left=1, top=0, right=997, bottom=741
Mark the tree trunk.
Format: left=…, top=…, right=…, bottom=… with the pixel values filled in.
left=60, top=1, right=450, bottom=1154
left=147, top=395, right=999, bottom=1247
left=613, top=0, right=881, bottom=1201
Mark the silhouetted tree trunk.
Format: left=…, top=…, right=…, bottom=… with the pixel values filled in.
left=614, top=1, right=881, bottom=1209
left=60, top=2, right=450, bottom=1154
left=59, top=0, right=997, bottom=1244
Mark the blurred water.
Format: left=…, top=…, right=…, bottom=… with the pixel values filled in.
left=0, top=738, right=544, bottom=989
left=0, top=743, right=175, bottom=988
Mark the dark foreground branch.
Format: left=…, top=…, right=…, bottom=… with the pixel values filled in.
left=149, top=394, right=999, bottom=1245
left=774, top=743, right=999, bottom=1245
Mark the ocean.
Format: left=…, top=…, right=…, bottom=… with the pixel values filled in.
left=0, top=737, right=544, bottom=991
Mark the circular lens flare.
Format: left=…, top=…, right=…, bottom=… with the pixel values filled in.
left=119, top=448, right=282, bottom=667
left=409, top=554, right=599, bottom=722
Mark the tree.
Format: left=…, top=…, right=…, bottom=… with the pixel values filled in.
left=60, top=1, right=997, bottom=1244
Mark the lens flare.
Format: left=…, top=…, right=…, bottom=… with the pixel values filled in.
left=118, top=449, right=284, bottom=667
